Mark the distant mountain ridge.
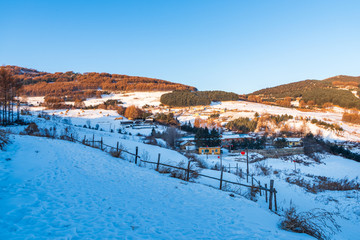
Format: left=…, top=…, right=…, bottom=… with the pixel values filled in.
left=5, top=65, right=197, bottom=98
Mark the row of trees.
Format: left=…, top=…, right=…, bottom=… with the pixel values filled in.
left=153, top=113, right=179, bottom=126
left=194, top=127, right=221, bottom=147
left=0, top=67, right=21, bottom=125
left=160, top=90, right=239, bottom=107
left=225, top=117, right=258, bottom=133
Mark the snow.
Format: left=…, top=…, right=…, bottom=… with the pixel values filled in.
left=10, top=91, right=360, bottom=239
left=265, top=154, right=360, bottom=180
left=0, top=135, right=312, bottom=239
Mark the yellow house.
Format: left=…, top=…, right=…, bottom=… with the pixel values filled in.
left=199, top=147, right=221, bottom=155
left=286, top=138, right=303, bottom=147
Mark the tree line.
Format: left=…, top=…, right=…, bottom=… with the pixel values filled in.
left=160, top=90, right=239, bottom=107
left=0, top=67, right=22, bottom=125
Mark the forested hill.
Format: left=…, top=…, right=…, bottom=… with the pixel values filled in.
left=252, top=75, right=360, bottom=98
left=250, top=75, right=360, bottom=109
left=5, top=65, right=197, bottom=97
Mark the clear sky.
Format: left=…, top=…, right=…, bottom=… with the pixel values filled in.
left=1, top=0, right=360, bottom=94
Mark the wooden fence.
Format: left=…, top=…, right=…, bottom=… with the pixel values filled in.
left=66, top=133, right=278, bottom=212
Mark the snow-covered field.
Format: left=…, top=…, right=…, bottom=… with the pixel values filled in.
left=0, top=135, right=313, bottom=239
left=7, top=91, right=360, bottom=239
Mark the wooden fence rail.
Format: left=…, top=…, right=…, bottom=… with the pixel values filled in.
left=66, top=133, right=278, bottom=211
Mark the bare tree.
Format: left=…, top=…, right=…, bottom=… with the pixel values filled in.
left=163, top=127, right=181, bottom=148
left=0, top=67, right=22, bottom=125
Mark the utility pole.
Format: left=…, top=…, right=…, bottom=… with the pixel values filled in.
left=246, top=147, right=249, bottom=183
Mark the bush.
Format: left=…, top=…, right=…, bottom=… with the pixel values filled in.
left=124, top=105, right=150, bottom=120
left=109, top=147, right=123, bottom=158
left=280, top=206, right=341, bottom=240
left=154, top=112, right=179, bottom=126
left=255, top=162, right=272, bottom=176
left=157, top=161, right=199, bottom=181
left=0, top=130, right=10, bottom=150
left=342, top=112, right=360, bottom=125
left=285, top=176, right=360, bottom=193
left=310, top=118, right=343, bottom=132
left=274, top=138, right=288, bottom=148
left=24, top=122, right=40, bottom=135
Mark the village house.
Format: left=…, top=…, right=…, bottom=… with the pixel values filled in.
left=286, top=138, right=303, bottom=147
left=198, top=146, right=221, bottom=155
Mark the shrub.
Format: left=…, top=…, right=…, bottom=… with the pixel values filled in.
left=124, top=105, right=148, bottom=120
left=255, top=162, right=272, bottom=176
left=109, top=147, right=123, bottom=158
left=274, top=138, right=288, bottom=148
left=342, top=112, right=360, bottom=125
left=285, top=176, right=360, bottom=193
left=0, top=130, right=10, bottom=150
left=280, top=206, right=341, bottom=240
left=24, top=122, right=40, bottom=135
left=157, top=161, right=199, bottom=181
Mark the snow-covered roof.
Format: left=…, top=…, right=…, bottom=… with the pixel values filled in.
left=179, top=136, right=195, bottom=141
left=180, top=141, right=195, bottom=146
left=221, top=134, right=253, bottom=140
left=285, top=138, right=302, bottom=142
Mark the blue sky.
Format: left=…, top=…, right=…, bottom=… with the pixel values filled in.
left=1, top=0, right=360, bottom=94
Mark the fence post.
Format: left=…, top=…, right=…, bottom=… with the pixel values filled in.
left=116, top=141, right=119, bottom=153
left=156, top=153, right=161, bottom=171
left=269, top=180, right=274, bottom=211
left=274, top=188, right=278, bottom=212
left=219, top=167, right=223, bottom=190
left=186, top=161, right=191, bottom=181
left=83, top=135, right=86, bottom=144
left=228, top=163, right=231, bottom=173
left=101, top=137, right=103, bottom=150
left=265, top=183, right=268, bottom=203
left=135, top=146, right=139, bottom=164
left=251, top=175, right=254, bottom=186
left=92, top=134, right=95, bottom=147
left=236, top=163, right=238, bottom=175
left=259, top=181, right=262, bottom=196
left=70, top=133, right=73, bottom=142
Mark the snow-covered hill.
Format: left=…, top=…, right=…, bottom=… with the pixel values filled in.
left=0, top=135, right=312, bottom=239
left=25, top=91, right=360, bottom=142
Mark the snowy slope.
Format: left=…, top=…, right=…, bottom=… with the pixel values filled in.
left=25, top=91, right=360, bottom=142
left=0, top=135, right=313, bottom=239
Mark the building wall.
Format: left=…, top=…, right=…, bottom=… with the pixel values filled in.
left=199, top=147, right=221, bottom=155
